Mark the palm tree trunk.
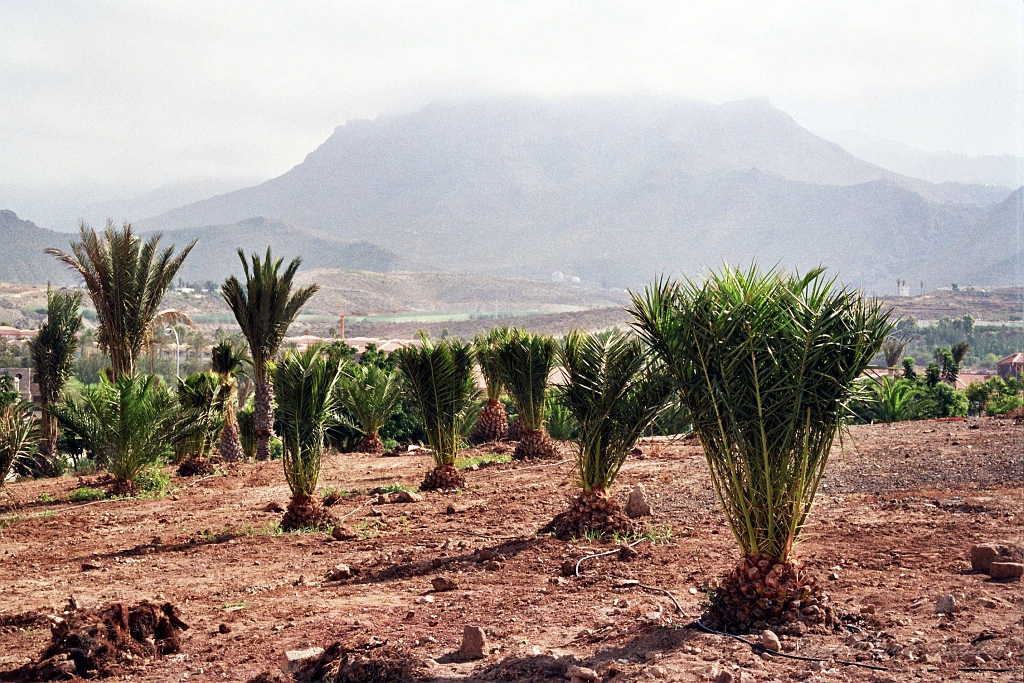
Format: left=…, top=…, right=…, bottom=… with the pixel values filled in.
left=254, top=379, right=275, bottom=461
left=219, top=403, right=244, bottom=461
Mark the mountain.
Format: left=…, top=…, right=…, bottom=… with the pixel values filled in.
left=823, top=130, right=1024, bottom=190
left=950, top=187, right=1024, bottom=287
left=139, top=95, right=1020, bottom=293
left=0, top=210, right=76, bottom=285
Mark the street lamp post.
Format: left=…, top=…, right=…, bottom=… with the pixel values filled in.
left=165, top=327, right=180, bottom=378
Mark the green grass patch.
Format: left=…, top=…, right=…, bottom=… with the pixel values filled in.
left=354, top=518, right=383, bottom=539
left=69, top=487, right=106, bottom=502
left=38, top=492, right=54, bottom=503
left=455, top=452, right=513, bottom=470
left=0, top=515, right=19, bottom=529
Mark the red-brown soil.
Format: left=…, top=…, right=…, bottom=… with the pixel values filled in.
left=1, top=419, right=1021, bottom=682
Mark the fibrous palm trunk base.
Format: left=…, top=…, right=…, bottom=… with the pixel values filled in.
left=513, top=428, right=557, bottom=460
left=108, top=479, right=140, bottom=498
left=219, top=418, right=244, bottom=461
left=704, top=555, right=834, bottom=635
left=506, top=416, right=523, bottom=441
left=420, top=464, right=466, bottom=491
left=281, top=495, right=336, bottom=532
left=470, top=399, right=508, bottom=444
left=355, top=434, right=385, bottom=455
left=176, top=456, right=216, bottom=478
left=545, top=488, right=632, bottom=540
left=254, top=381, right=275, bottom=461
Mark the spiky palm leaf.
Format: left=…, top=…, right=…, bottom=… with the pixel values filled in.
left=558, top=329, right=672, bottom=493
left=46, top=221, right=195, bottom=379
left=629, top=265, right=892, bottom=562
left=337, top=364, right=403, bottom=450
left=0, top=402, right=39, bottom=494
left=868, top=377, right=924, bottom=423
left=173, top=372, right=231, bottom=463
left=880, top=336, right=909, bottom=370
left=221, top=248, right=318, bottom=460
left=28, top=288, right=83, bottom=461
left=210, top=340, right=250, bottom=460
left=496, top=330, right=556, bottom=432
left=473, top=327, right=511, bottom=400
left=273, top=346, right=344, bottom=500
left=394, top=335, right=478, bottom=469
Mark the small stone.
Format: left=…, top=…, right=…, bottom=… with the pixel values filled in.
left=625, top=484, right=653, bottom=518
left=644, top=651, right=661, bottom=662
left=265, top=501, right=284, bottom=512
left=561, top=560, right=576, bottom=577
left=738, top=673, right=756, bottom=683
left=759, top=630, right=781, bottom=653
left=331, top=525, right=356, bottom=541
left=860, top=604, right=876, bottom=615
left=81, top=561, right=103, bottom=571
left=924, top=653, right=942, bottom=665
left=415, top=595, right=434, bottom=604
left=828, top=571, right=839, bottom=580
left=566, top=665, right=600, bottom=681
left=808, top=661, right=825, bottom=672
left=484, top=560, right=502, bottom=571
left=714, top=670, right=735, bottom=683
left=445, top=503, right=457, bottom=514
left=431, top=576, right=459, bottom=592
left=283, top=647, right=324, bottom=672
left=459, top=625, right=488, bottom=659
left=326, top=564, right=352, bottom=581
left=978, top=597, right=997, bottom=609
left=389, top=490, right=424, bottom=503
left=647, top=665, right=667, bottom=678
left=218, top=623, right=231, bottom=634
left=989, top=562, right=1024, bottom=579
left=935, top=594, right=956, bottom=614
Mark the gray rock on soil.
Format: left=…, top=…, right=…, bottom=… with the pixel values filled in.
left=970, top=543, right=1022, bottom=573
left=389, top=490, right=424, bottom=503
left=989, top=562, right=1024, bottom=579
left=326, top=564, right=352, bottom=581
left=935, top=594, right=957, bottom=614
left=283, top=647, right=323, bottom=672
left=759, top=629, right=781, bottom=652
left=459, top=625, right=488, bottom=659
left=566, top=664, right=600, bottom=681
left=431, top=576, right=458, bottom=592
left=625, top=484, right=653, bottom=518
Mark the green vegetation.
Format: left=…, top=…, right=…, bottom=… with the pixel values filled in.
left=68, top=486, right=107, bottom=502
left=965, top=376, right=1024, bottom=416
left=172, top=371, right=230, bottom=464
left=337, top=363, right=403, bottom=454
left=497, top=330, right=557, bottom=459
left=395, top=335, right=478, bottom=490
left=210, top=340, right=249, bottom=461
left=0, top=401, right=39, bottom=496
left=221, top=248, right=318, bottom=461
left=896, top=314, right=1023, bottom=368
left=469, top=327, right=511, bottom=444
left=46, top=221, right=195, bottom=379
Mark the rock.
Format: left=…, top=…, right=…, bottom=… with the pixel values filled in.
left=808, top=660, right=825, bottom=672
left=989, top=562, right=1024, bottom=579
left=566, top=665, right=600, bottom=681
left=561, top=560, right=577, bottom=577
left=935, top=594, right=957, bottom=614
left=978, top=597, right=997, bottom=609
left=625, top=484, right=653, bottom=518
left=389, top=490, right=424, bottom=503
left=265, top=502, right=284, bottom=512
left=218, top=623, right=231, bottom=634
left=714, top=670, right=735, bottom=683
left=330, top=525, right=356, bottom=541
left=445, top=503, right=457, bottom=514
left=431, top=576, right=459, bottom=592
left=738, top=673, right=756, bottom=683
left=283, top=647, right=323, bottom=672
left=759, top=630, right=781, bottom=653
left=459, top=625, right=488, bottom=659
left=81, top=561, right=103, bottom=571
left=860, top=604, right=876, bottom=615
left=970, top=543, right=1021, bottom=573
left=923, top=653, right=942, bottom=665
left=618, top=544, right=638, bottom=560
left=35, top=654, right=78, bottom=680
left=647, top=665, right=667, bottom=678
left=326, top=564, right=352, bottom=581
left=478, top=548, right=498, bottom=562
left=415, top=595, right=434, bottom=604
left=644, top=651, right=661, bottom=662
left=483, top=560, right=502, bottom=571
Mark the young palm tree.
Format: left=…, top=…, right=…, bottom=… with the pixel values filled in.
left=395, top=335, right=478, bottom=491
left=880, top=336, right=909, bottom=373
left=469, top=327, right=511, bottom=444
left=547, top=329, right=671, bottom=539
left=630, top=265, right=891, bottom=633
left=0, top=401, right=39, bottom=497
left=173, top=371, right=231, bottom=475
left=52, top=374, right=197, bottom=495
left=46, top=221, right=195, bottom=379
left=221, top=248, right=318, bottom=461
left=869, top=377, right=924, bottom=423
left=337, top=363, right=402, bottom=454
left=210, top=341, right=250, bottom=461
left=27, top=287, right=83, bottom=470
left=273, top=346, right=343, bottom=530
left=497, top=330, right=558, bottom=460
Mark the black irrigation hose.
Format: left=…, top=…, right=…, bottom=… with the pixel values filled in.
left=690, top=619, right=890, bottom=672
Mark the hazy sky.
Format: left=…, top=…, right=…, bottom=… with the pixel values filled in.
left=2, top=0, right=1022, bottom=192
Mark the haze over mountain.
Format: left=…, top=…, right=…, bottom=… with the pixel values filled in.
left=823, top=130, right=1024, bottom=189
left=0, top=210, right=76, bottom=285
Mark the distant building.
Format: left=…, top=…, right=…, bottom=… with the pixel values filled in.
left=996, top=353, right=1024, bottom=380
left=897, top=279, right=910, bottom=297
left=0, top=367, right=40, bottom=402
left=0, top=326, right=37, bottom=343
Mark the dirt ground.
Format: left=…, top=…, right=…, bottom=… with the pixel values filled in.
left=1, top=419, right=1021, bottom=682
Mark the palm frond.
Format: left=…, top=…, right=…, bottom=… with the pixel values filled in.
left=0, top=402, right=39, bottom=491
left=337, top=363, right=403, bottom=439
left=496, top=330, right=556, bottom=431
left=473, top=327, right=511, bottom=400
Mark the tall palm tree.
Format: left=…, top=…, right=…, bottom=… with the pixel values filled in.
left=221, top=248, right=318, bottom=461
left=210, top=341, right=250, bottom=461
left=274, top=346, right=343, bottom=530
left=46, top=220, right=195, bottom=379
left=395, top=335, right=478, bottom=491
left=469, top=327, right=511, bottom=444
left=547, top=329, right=671, bottom=539
left=630, top=265, right=891, bottom=634
left=28, top=287, right=83, bottom=468
left=337, top=363, right=402, bottom=454
left=497, top=330, right=558, bottom=460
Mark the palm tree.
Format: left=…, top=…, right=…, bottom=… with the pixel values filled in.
left=547, top=329, right=671, bottom=539
left=52, top=374, right=199, bottom=495
left=630, top=265, right=891, bottom=634
left=46, top=221, right=195, bottom=379
left=869, top=377, right=924, bottom=423
left=210, top=341, right=249, bottom=461
left=395, top=335, right=478, bottom=491
left=0, top=401, right=39, bottom=497
left=880, top=336, right=909, bottom=373
left=27, top=287, right=83, bottom=469
left=273, top=346, right=343, bottom=530
left=469, top=327, right=511, bottom=444
left=172, top=371, right=231, bottom=474
left=221, top=248, right=318, bottom=461
left=337, top=363, right=402, bottom=454
left=497, top=330, right=558, bottom=460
